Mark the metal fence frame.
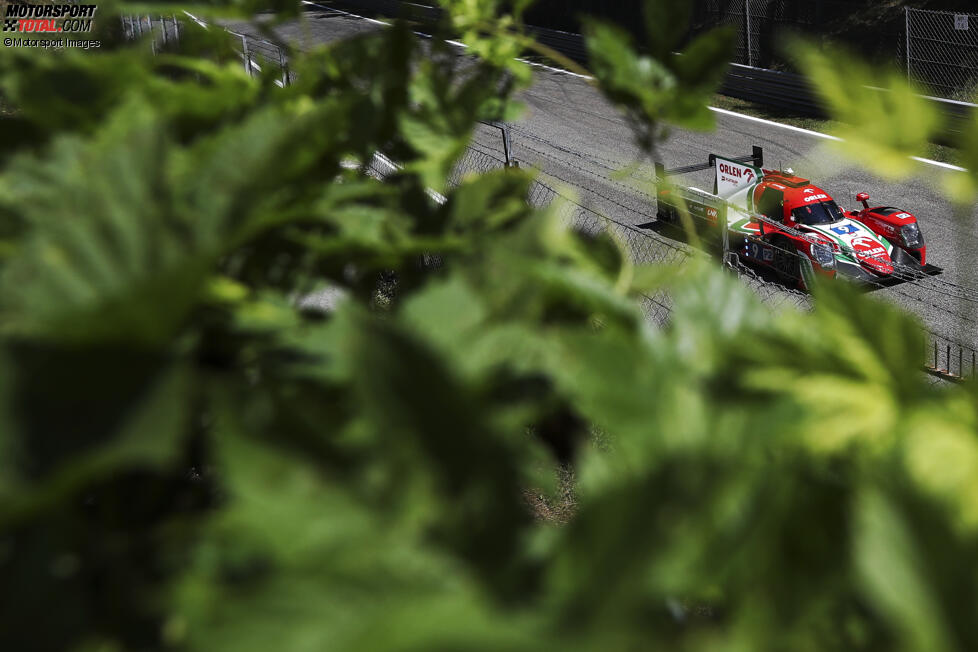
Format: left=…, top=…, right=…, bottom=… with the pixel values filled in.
left=125, top=13, right=292, bottom=85
left=907, top=7, right=978, bottom=103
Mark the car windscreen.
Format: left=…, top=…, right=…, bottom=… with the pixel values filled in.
left=791, top=200, right=845, bottom=226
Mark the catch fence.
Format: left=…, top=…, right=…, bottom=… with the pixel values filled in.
left=907, top=8, right=978, bottom=103
left=124, top=13, right=292, bottom=84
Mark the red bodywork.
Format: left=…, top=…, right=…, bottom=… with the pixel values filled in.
left=741, top=170, right=926, bottom=283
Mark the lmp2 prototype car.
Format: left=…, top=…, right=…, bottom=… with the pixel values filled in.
left=655, top=147, right=935, bottom=286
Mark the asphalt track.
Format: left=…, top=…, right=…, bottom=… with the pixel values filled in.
left=227, top=7, right=978, bottom=357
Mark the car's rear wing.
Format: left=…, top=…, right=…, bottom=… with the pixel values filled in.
left=654, top=146, right=764, bottom=186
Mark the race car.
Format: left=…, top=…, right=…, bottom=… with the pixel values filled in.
left=655, top=147, right=933, bottom=287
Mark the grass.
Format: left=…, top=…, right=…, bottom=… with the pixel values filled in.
left=710, top=93, right=964, bottom=166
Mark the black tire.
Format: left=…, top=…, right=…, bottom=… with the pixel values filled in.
left=770, top=234, right=802, bottom=284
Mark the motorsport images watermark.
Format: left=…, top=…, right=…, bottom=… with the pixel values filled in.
left=2, top=2, right=100, bottom=48
left=3, top=3, right=97, bottom=34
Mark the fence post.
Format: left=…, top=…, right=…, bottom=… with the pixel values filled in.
left=241, top=35, right=252, bottom=77
left=744, top=0, right=752, bottom=67
left=500, top=123, right=513, bottom=167
left=905, top=7, right=911, bottom=81
left=279, top=47, right=289, bottom=86
left=720, top=200, right=730, bottom=263
left=147, top=16, right=156, bottom=54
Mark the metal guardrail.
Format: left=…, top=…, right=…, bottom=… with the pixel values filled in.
left=719, top=63, right=977, bottom=141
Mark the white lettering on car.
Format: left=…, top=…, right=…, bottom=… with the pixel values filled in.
left=804, top=194, right=828, bottom=203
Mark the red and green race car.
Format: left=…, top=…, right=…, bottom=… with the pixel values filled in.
left=656, top=148, right=937, bottom=286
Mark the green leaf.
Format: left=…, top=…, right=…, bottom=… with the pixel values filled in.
left=854, top=486, right=953, bottom=652
left=0, top=99, right=212, bottom=346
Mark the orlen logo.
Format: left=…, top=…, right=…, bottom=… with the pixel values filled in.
left=744, top=169, right=755, bottom=184
left=804, top=193, right=828, bottom=203
left=718, top=162, right=744, bottom=178
left=851, top=235, right=886, bottom=258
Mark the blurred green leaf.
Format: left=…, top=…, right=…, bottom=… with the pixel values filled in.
left=795, top=41, right=943, bottom=179
left=584, top=0, right=733, bottom=146
left=855, top=486, right=952, bottom=652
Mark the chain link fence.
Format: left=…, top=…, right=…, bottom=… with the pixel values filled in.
left=696, top=0, right=905, bottom=71
left=703, top=0, right=824, bottom=69
left=907, top=8, right=978, bottom=102
left=125, top=14, right=292, bottom=84
left=525, top=178, right=695, bottom=327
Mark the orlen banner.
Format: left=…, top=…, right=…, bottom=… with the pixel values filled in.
left=714, top=155, right=761, bottom=199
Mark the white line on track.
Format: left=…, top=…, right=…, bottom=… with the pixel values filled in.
left=304, top=2, right=969, bottom=173
left=707, top=106, right=840, bottom=142
left=182, top=10, right=208, bottom=29
left=708, top=107, right=968, bottom=172
left=910, top=156, right=968, bottom=171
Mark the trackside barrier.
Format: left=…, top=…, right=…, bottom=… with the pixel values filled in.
left=718, top=63, right=977, bottom=141
left=329, top=0, right=978, bottom=140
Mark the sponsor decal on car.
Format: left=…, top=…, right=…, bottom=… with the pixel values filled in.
left=804, top=193, right=829, bottom=203
left=714, top=156, right=762, bottom=199
left=850, top=235, right=886, bottom=258
left=804, top=221, right=892, bottom=266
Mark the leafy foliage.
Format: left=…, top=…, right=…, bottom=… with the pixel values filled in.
left=2, top=1, right=978, bottom=651
left=584, top=1, right=735, bottom=148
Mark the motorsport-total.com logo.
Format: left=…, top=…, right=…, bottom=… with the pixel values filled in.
left=3, top=3, right=97, bottom=33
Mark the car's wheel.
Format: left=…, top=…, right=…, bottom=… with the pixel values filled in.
left=656, top=202, right=677, bottom=224
left=770, top=235, right=804, bottom=288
